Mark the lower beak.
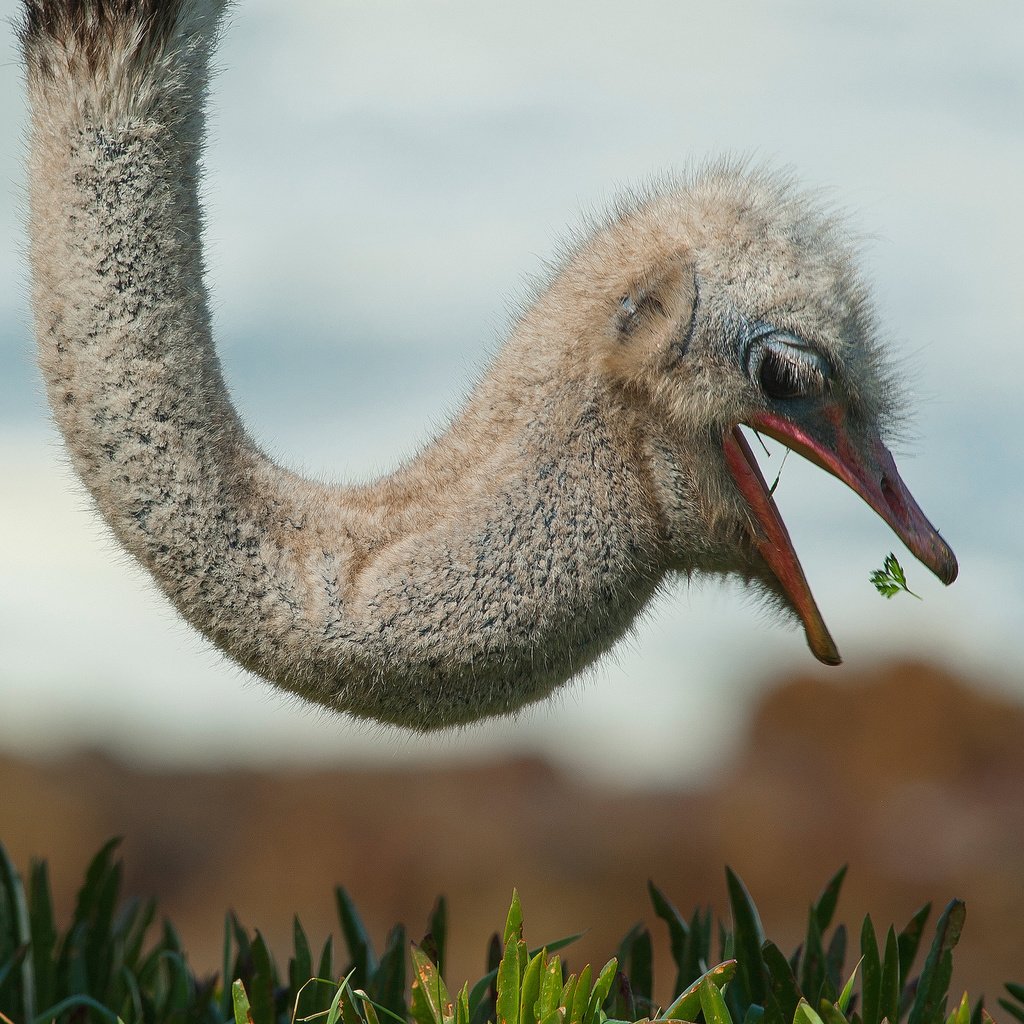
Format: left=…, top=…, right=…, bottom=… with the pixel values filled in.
left=723, top=405, right=958, bottom=666
left=724, top=427, right=841, bottom=664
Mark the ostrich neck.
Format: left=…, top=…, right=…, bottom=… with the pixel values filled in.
left=24, top=4, right=664, bottom=728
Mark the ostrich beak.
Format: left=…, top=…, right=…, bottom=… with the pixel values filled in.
left=723, top=404, right=958, bottom=666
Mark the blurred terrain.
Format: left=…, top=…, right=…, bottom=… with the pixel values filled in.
left=2, top=660, right=1022, bottom=1004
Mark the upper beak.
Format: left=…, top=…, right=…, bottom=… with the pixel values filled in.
left=724, top=402, right=958, bottom=665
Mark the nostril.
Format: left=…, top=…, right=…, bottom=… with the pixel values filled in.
left=880, top=474, right=905, bottom=516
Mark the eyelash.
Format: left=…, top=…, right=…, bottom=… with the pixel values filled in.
left=746, top=333, right=829, bottom=400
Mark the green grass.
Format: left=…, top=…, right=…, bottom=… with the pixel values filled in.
left=1, top=840, right=1021, bottom=1024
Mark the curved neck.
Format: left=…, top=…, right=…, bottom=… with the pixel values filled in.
left=24, top=1, right=666, bottom=728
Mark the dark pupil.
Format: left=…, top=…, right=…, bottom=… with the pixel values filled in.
left=758, top=350, right=804, bottom=400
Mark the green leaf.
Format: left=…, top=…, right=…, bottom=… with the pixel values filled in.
left=371, top=924, right=408, bottom=1018
left=792, top=999, right=826, bottom=1024
left=836, top=957, right=862, bottom=1014
left=879, top=928, right=900, bottom=1024
left=411, top=942, right=454, bottom=1024
left=319, top=935, right=336, bottom=985
left=907, top=900, right=966, bottom=1024
left=762, top=941, right=801, bottom=1023
left=28, top=858, right=56, bottom=1014
left=570, top=965, right=592, bottom=1024
left=354, top=987, right=410, bottom=1024
left=222, top=913, right=236, bottom=1020
left=897, top=904, right=931, bottom=995
left=945, top=992, right=971, bottom=1024
left=605, top=971, right=635, bottom=1023
left=648, top=882, right=690, bottom=996
left=859, top=916, right=881, bottom=1024
left=117, top=895, right=156, bottom=970
left=361, top=991, right=385, bottom=1024
left=496, top=935, right=523, bottom=1024
left=538, top=954, right=564, bottom=1021
left=684, top=907, right=714, bottom=991
left=1005, top=983, right=1024, bottom=1003
left=427, top=898, right=449, bottom=980
left=0, top=946, right=28, bottom=995
left=726, top=868, right=768, bottom=1007
left=699, top=976, right=734, bottom=1024
left=560, top=974, right=578, bottom=1023
left=337, top=887, right=379, bottom=984
left=232, top=978, right=255, bottom=1024
left=824, top=925, right=846, bottom=1000
left=585, top=959, right=618, bottom=1024
left=618, top=925, right=653, bottom=1009
left=249, top=931, right=277, bottom=1024
left=291, top=916, right=316, bottom=1020
left=456, top=982, right=471, bottom=1024
left=504, top=892, right=525, bottom=948
left=0, top=840, right=35, bottom=1024
left=660, top=961, right=738, bottom=1021
left=812, top=868, right=848, bottom=934
left=324, top=975, right=357, bottom=1024
left=997, top=998, right=1024, bottom=1024
left=520, top=950, right=545, bottom=1024
left=813, top=998, right=848, bottom=1024
left=870, top=553, right=921, bottom=600
left=800, top=906, right=827, bottom=1004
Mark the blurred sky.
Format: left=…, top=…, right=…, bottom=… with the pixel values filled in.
left=1, top=0, right=1022, bottom=785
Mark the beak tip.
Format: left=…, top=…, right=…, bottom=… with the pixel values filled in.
left=943, top=555, right=959, bottom=587
left=930, top=541, right=958, bottom=586
left=809, top=633, right=842, bottom=667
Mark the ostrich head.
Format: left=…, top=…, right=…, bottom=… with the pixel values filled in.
left=553, top=168, right=957, bottom=664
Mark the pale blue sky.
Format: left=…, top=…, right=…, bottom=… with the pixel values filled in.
left=1, top=0, right=1021, bottom=783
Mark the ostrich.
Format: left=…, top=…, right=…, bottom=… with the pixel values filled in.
left=21, top=0, right=956, bottom=730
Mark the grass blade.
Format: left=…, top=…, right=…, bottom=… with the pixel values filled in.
left=520, top=950, right=544, bottom=1024
left=411, top=942, right=453, bottom=1024
left=726, top=868, right=768, bottom=1007
left=761, top=940, right=801, bottom=1022
left=28, top=859, right=56, bottom=1015
left=504, top=892, right=524, bottom=948
left=570, top=965, right=592, bottom=1024
left=660, top=960, right=738, bottom=1021
left=699, top=976, right=733, bottom=1024
left=585, top=959, right=618, bottom=1024
left=0, top=842, right=35, bottom=1024
left=907, top=901, right=965, bottom=1024
left=249, top=931, right=277, bottom=1024
left=836, top=956, right=862, bottom=1014
left=538, top=954, right=563, bottom=1020
left=879, top=927, right=900, bottom=1024
left=812, top=868, right=848, bottom=934
left=426, top=898, right=449, bottom=980
left=897, top=904, right=931, bottom=993
left=372, top=924, right=408, bottom=1018
left=232, top=979, right=255, bottom=1024
left=859, top=915, right=881, bottom=1024
left=648, top=882, right=690, bottom=996
left=337, top=887, right=378, bottom=984
left=496, top=936, right=522, bottom=1024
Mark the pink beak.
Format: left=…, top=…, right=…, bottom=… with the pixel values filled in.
left=723, top=404, right=957, bottom=664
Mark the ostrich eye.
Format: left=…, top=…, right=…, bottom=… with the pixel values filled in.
left=759, top=348, right=805, bottom=399
left=747, top=333, right=829, bottom=401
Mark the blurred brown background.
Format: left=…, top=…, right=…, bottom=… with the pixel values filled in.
left=2, top=660, right=1022, bottom=1005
